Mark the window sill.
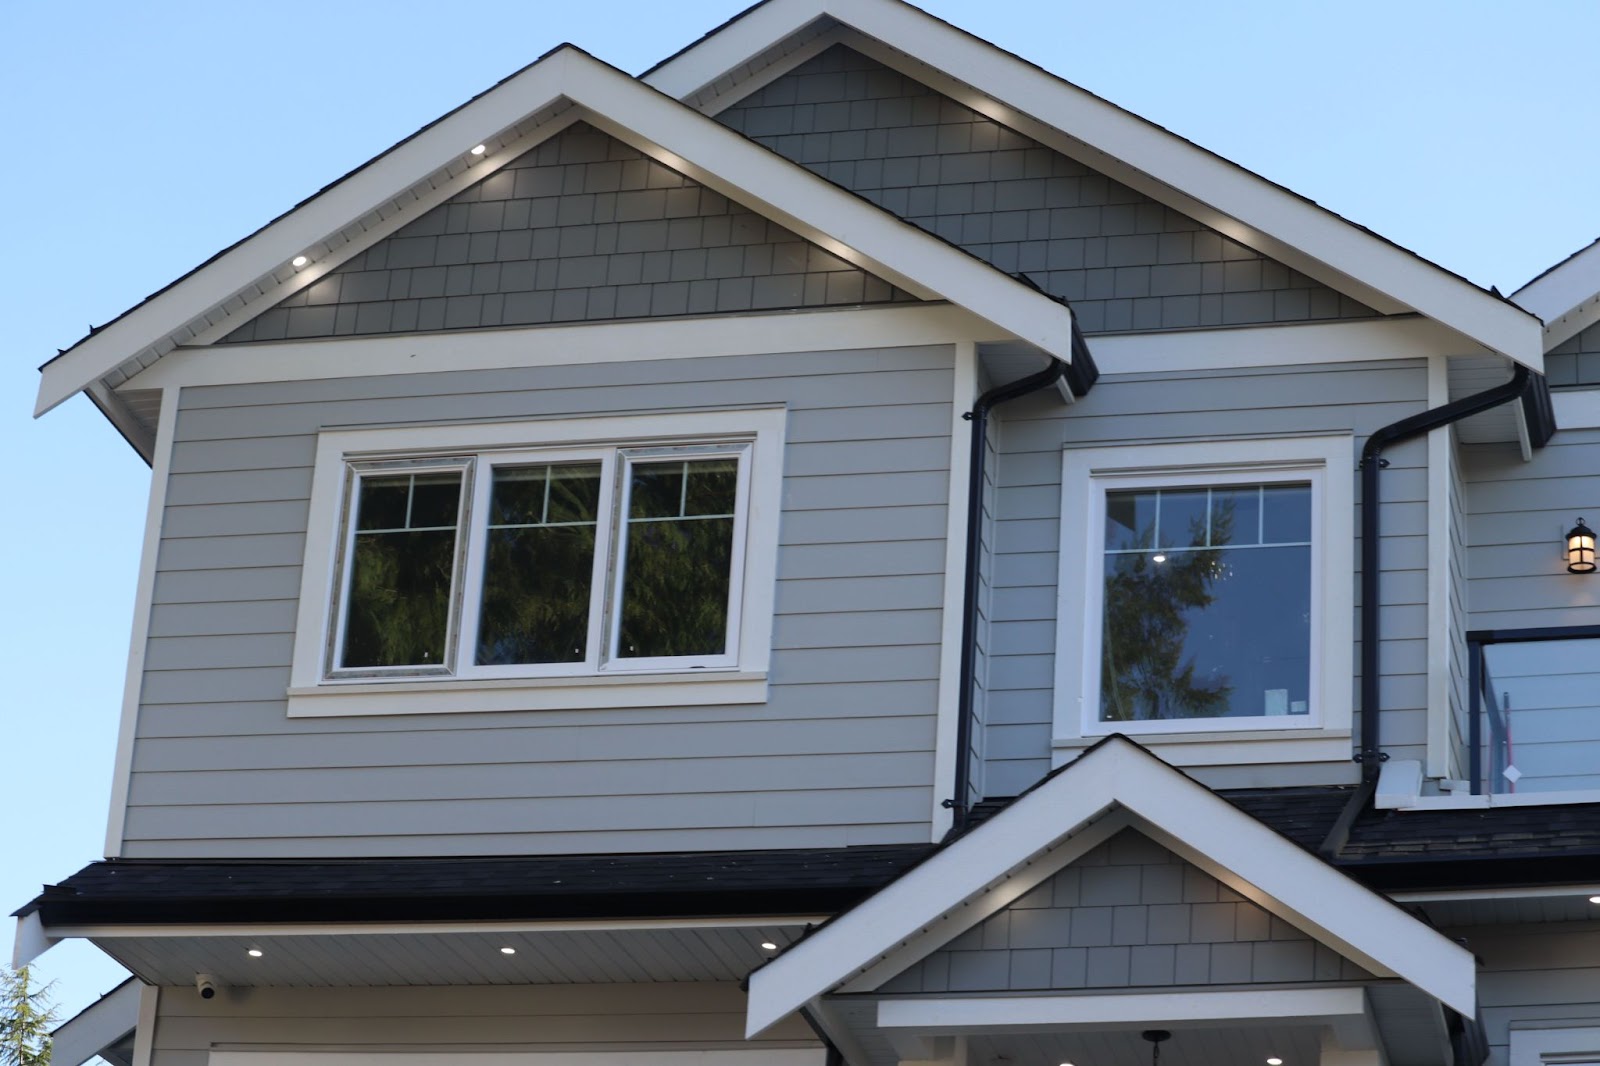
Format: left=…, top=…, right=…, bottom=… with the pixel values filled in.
left=286, top=670, right=768, bottom=718
left=1053, top=730, right=1351, bottom=767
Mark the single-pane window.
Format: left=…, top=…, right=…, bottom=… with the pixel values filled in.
left=476, top=463, right=602, bottom=665
left=617, top=458, right=738, bottom=659
left=341, top=471, right=463, bottom=669
left=1100, top=483, right=1311, bottom=722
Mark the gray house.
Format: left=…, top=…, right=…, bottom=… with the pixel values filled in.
left=16, top=3, right=1600, bottom=1066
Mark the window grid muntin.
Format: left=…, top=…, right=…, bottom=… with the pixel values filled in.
left=325, top=440, right=754, bottom=684
left=607, top=445, right=752, bottom=671
left=1084, top=464, right=1325, bottom=736
left=328, top=457, right=474, bottom=680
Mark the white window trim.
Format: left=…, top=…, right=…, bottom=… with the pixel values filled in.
left=1052, top=434, right=1354, bottom=763
left=289, top=407, right=786, bottom=718
left=1511, top=1026, right=1600, bottom=1066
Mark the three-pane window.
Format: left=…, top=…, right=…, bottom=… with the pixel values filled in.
left=328, top=444, right=751, bottom=680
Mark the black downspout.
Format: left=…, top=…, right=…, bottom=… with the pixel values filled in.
left=949, top=355, right=1068, bottom=831
left=1354, top=362, right=1531, bottom=781
left=1317, top=363, right=1532, bottom=857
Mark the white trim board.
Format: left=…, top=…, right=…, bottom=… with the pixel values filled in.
left=1509, top=1026, right=1600, bottom=1066
left=642, top=0, right=1542, bottom=368
left=743, top=736, right=1476, bottom=1038
left=1514, top=238, right=1600, bottom=350
left=104, top=385, right=179, bottom=858
left=1084, top=317, right=1489, bottom=377
left=1551, top=388, right=1600, bottom=430
left=876, top=986, right=1370, bottom=1033
left=41, top=47, right=1075, bottom=417
left=121, top=304, right=998, bottom=391
left=210, top=1053, right=826, bottom=1066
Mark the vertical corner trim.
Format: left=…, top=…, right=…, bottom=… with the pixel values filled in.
left=105, top=385, right=180, bottom=858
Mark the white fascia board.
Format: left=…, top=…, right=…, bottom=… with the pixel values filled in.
left=744, top=738, right=1475, bottom=1038
left=1513, top=238, right=1600, bottom=349
left=645, top=0, right=1542, bottom=368
left=124, top=303, right=1002, bottom=391
left=53, top=915, right=821, bottom=939
left=44, top=44, right=1071, bottom=418
left=211, top=1054, right=826, bottom=1066
left=877, top=986, right=1368, bottom=1033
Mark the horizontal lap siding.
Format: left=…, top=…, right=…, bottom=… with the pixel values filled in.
left=127, top=345, right=954, bottom=857
left=149, top=983, right=815, bottom=1066
left=984, top=360, right=1429, bottom=797
left=1465, top=431, right=1600, bottom=631
left=1464, top=925, right=1600, bottom=1066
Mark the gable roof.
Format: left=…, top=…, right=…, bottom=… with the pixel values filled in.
left=642, top=0, right=1543, bottom=368
left=35, top=45, right=1076, bottom=420
left=744, top=736, right=1477, bottom=1037
left=1514, top=235, right=1600, bottom=349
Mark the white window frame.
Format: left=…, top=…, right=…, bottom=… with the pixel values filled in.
left=289, top=407, right=786, bottom=718
left=1052, top=434, right=1354, bottom=763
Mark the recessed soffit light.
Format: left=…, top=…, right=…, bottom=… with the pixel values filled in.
left=1589, top=895, right=1600, bottom=904
left=247, top=948, right=264, bottom=957
left=1267, top=1057, right=1284, bottom=1064
left=470, top=144, right=487, bottom=156
left=291, top=255, right=308, bottom=268
left=499, top=946, right=516, bottom=955
left=759, top=941, right=778, bottom=951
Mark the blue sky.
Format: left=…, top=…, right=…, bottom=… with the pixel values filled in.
left=4, top=0, right=1598, bottom=1033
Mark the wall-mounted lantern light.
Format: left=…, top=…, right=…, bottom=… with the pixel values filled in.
left=1567, top=518, right=1596, bottom=574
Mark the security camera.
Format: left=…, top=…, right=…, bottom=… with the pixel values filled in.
left=195, top=974, right=220, bottom=1000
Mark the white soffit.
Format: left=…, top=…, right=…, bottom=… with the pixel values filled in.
left=1513, top=236, right=1600, bottom=350
left=643, top=0, right=1543, bottom=369
left=743, top=736, right=1476, bottom=1038
left=37, top=46, right=1073, bottom=418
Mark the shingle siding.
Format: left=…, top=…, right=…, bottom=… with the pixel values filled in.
left=876, top=828, right=1373, bottom=993
left=220, top=122, right=916, bottom=344
left=1544, top=320, right=1600, bottom=387
left=716, top=45, right=1380, bottom=334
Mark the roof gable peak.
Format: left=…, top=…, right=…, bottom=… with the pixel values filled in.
left=744, top=736, right=1475, bottom=1037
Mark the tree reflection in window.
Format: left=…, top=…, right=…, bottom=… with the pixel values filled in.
left=617, top=458, right=738, bottom=658
left=1100, top=483, right=1311, bottom=722
left=342, top=471, right=463, bottom=669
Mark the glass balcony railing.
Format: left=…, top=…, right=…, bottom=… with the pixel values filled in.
left=1468, top=627, right=1600, bottom=795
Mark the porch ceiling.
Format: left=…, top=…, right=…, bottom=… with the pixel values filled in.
left=84, top=920, right=810, bottom=989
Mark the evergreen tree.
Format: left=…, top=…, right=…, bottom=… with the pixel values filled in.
left=0, top=966, right=54, bottom=1066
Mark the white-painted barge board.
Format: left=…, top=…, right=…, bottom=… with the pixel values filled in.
left=41, top=47, right=1076, bottom=416
left=1513, top=236, right=1600, bottom=349
left=122, top=304, right=1004, bottom=391
left=104, top=385, right=178, bottom=859
left=642, top=0, right=1543, bottom=368
left=744, top=738, right=1476, bottom=1037
left=876, top=987, right=1369, bottom=1032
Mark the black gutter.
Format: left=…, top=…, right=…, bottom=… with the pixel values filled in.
left=1355, top=363, right=1533, bottom=781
